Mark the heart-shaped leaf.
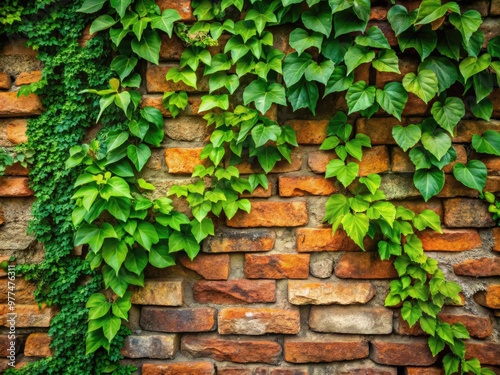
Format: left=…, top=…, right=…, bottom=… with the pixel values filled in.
left=402, top=70, right=438, bottom=104
left=453, top=160, right=487, bottom=192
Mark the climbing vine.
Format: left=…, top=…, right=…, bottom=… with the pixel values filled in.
left=1, top=0, right=499, bottom=374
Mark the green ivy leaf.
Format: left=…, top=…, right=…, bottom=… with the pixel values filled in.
left=324, top=66, right=353, bottom=97
left=387, top=4, right=417, bottom=36
left=419, top=315, right=437, bottom=335
left=355, top=26, right=390, bottom=49
left=190, top=218, right=215, bottom=243
left=133, top=222, right=159, bottom=251
left=359, top=174, right=381, bottom=195
left=150, top=9, right=181, bottom=38
left=367, top=201, right=396, bottom=227
left=431, top=97, right=465, bottom=135
left=421, top=127, right=451, bottom=161
left=321, top=34, right=353, bottom=64
left=157, top=211, right=190, bottom=231
left=346, top=81, right=376, bottom=114
left=257, top=147, right=281, bottom=173
left=372, top=49, right=400, bottom=74
left=341, top=212, right=369, bottom=250
left=415, top=0, right=459, bottom=25
left=392, top=125, right=421, bottom=152
left=459, top=54, right=491, bottom=82
left=473, top=71, right=494, bottom=103
left=131, top=30, right=161, bottom=65
left=413, top=209, right=442, bottom=233
left=102, top=239, right=128, bottom=275
left=78, top=0, right=106, bottom=13
left=245, top=8, right=277, bottom=34
left=107, top=197, right=131, bottom=222
left=243, top=79, right=286, bottom=115
left=110, top=0, right=133, bottom=18
left=449, top=10, right=482, bottom=44
left=325, top=159, right=359, bottom=188
left=419, top=57, right=459, bottom=94
left=124, top=248, right=148, bottom=275
left=111, top=292, right=132, bottom=320
left=413, top=167, right=445, bottom=201
left=199, top=94, right=230, bottom=112
left=472, top=130, right=500, bottom=156
left=127, top=143, right=151, bottom=172
left=251, top=124, right=281, bottom=148
left=86, top=330, right=109, bottom=355
left=90, top=15, right=117, bottom=34
left=75, top=223, right=118, bottom=253
left=376, top=82, right=408, bottom=121
left=149, top=245, right=176, bottom=268
left=287, top=80, right=319, bottom=115
left=304, top=60, right=335, bottom=86
left=283, top=52, right=314, bottom=87
left=402, top=70, right=438, bottom=104
left=453, top=160, right=487, bottom=192
left=302, top=4, right=332, bottom=37
left=437, top=29, right=461, bottom=61
left=344, top=45, right=375, bottom=75
left=470, top=97, right=493, bottom=121
left=401, top=301, right=422, bottom=327
left=333, top=8, right=368, bottom=38
left=488, top=35, right=500, bottom=58
left=166, top=67, right=197, bottom=89
left=289, top=29, right=323, bottom=56
left=398, top=27, right=437, bottom=61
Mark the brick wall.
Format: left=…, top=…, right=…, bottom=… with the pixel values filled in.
left=0, top=1, right=500, bottom=374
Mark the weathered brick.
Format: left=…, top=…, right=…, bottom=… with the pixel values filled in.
left=240, top=184, right=273, bottom=198
left=444, top=198, right=495, bottom=228
left=296, top=228, right=368, bottom=252
left=438, top=174, right=478, bottom=198
left=4, top=163, right=29, bottom=176
left=77, top=24, right=94, bottom=47
left=493, top=228, right=500, bottom=252
left=227, top=201, right=308, bottom=228
left=486, top=176, right=500, bottom=193
left=279, top=175, right=338, bottom=197
left=309, top=253, right=335, bottom=278
left=308, top=151, right=337, bottom=174
left=141, top=95, right=171, bottom=117
left=0, top=72, right=10, bottom=89
left=205, top=229, right=275, bottom=253
left=217, top=367, right=252, bottom=375
left=193, top=279, right=276, bottom=304
left=356, top=117, right=400, bottom=145
left=182, top=334, right=282, bottom=364
left=397, top=312, right=492, bottom=339
left=146, top=64, right=208, bottom=93
left=310, top=306, right=393, bottom=334
left=14, top=71, right=41, bottom=86
left=335, top=252, right=398, bottom=279
left=0, top=207, right=4, bottom=225
left=142, top=362, right=215, bottom=375
left=419, top=229, right=482, bottom=251
left=218, top=307, right=300, bottom=335
left=141, top=307, right=216, bottom=332
left=371, top=6, right=388, bottom=20
left=454, top=257, right=500, bottom=277
left=165, top=147, right=205, bottom=174
left=391, top=147, right=413, bottom=173
left=351, top=145, right=391, bottom=176
left=0, top=335, right=21, bottom=355
left=379, top=174, right=421, bottom=200
left=0, top=177, right=33, bottom=197
left=121, top=333, right=178, bottom=358
left=165, top=116, right=210, bottom=141
left=130, top=279, right=183, bottom=306
left=287, top=120, right=327, bottom=145
left=236, top=149, right=303, bottom=174
left=0, top=93, right=43, bottom=117
left=0, top=278, right=36, bottom=303
left=465, top=342, right=500, bottom=365
left=406, top=368, right=444, bottom=375
left=269, top=368, right=309, bottom=375
left=370, top=339, right=436, bottom=366
left=0, top=304, right=56, bottom=327
left=394, top=199, right=443, bottom=216
left=6, top=119, right=28, bottom=144
left=288, top=280, right=375, bottom=305
left=157, top=0, right=195, bottom=21
left=159, top=34, right=184, bottom=61
left=179, top=254, right=229, bottom=280
left=24, top=333, right=52, bottom=357
left=336, top=361, right=397, bottom=375
left=401, top=93, right=431, bottom=116
left=454, top=120, right=500, bottom=143
left=0, top=38, right=37, bottom=56
left=492, top=0, right=500, bottom=15
left=474, top=285, right=500, bottom=309
left=284, top=337, right=369, bottom=363
left=244, top=254, right=310, bottom=279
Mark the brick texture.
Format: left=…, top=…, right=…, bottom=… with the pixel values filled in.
left=142, top=362, right=215, bottom=375
left=279, top=175, right=338, bottom=196
left=24, top=333, right=52, bottom=357
left=205, top=229, right=275, bottom=253
left=335, top=252, right=398, bottom=279
left=454, top=257, right=500, bottom=277
left=179, top=254, right=230, bottom=280
left=288, top=280, right=375, bottom=305
left=244, top=254, right=310, bottom=279
left=121, top=334, right=178, bottom=359
left=284, top=337, right=369, bottom=363
left=193, top=280, right=276, bottom=304
left=370, top=339, right=437, bottom=366
left=130, top=280, right=183, bottom=306
left=140, top=307, right=216, bottom=332
left=0, top=93, right=42, bottom=117
left=227, top=201, right=308, bottom=228
left=218, top=307, right=300, bottom=335
left=419, top=229, right=482, bottom=251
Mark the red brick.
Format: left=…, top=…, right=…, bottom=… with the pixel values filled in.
left=142, top=362, right=214, bottom=375
left=244, top=254, right=310, bottom=279
left=141, top=307, right=216, bottom=332
left=121, top=333, right=178, bottom=358
left=391, top=147, right=413, bottom=173
left=0, top=177, right=33, bottom=197
left=217, top=368, right=252, bottom=375
left=78, top=24, right=95, bottom=47
left=288, top=280, right=375, bottom=305
left=206, top=229, right=275, bottom=253
left=193, top=279, right=276, bottom=304
left=240, top=184, right=272, bottom=198
left=395, top=199, right=443, bottom=216
left=236, top=148, right=303, bottom=174
left=0, top=73, right=10, bottom=89
left=0, top=278, right=36, bottom=303
left=156, top=0, right=195, bottom=21
left=465, top=342, right=500, bottom=365
left=159, top=34, right=184, bottom=61
left=0, top=93, right=43, bottom=117
left=14, top=71, right=42, bottom=86
left=0, top=304, right=56, bottom=327
left=444, top=198, right=495, bottom=228
left=401, top=93, right=431, bottom=116
left=270, top=368, right=309, bottom=375
left=141, top=95, right=171, bottom=117
left=419, top=229, right=482, bottom=251
left=438, top=174, right=478, bottom=198
left=218, top=307, right=300, bottom=335
left=491, top=89, right=500, bottom=118
left=351, top=145, right=390, bottom=176
left=371, top=7, right=388, bottom=20
left=182, top=334, right=282, bottom=364
left=308, top=151, right=337, bottom=174
left=336, top=362, right=397, bottom=375
left=475, top=285, right=500, bottom=309
left=4, top=163, right=29, bottom=176
left=165, top=147, right=206, bottom=174
left=287, top=120, right=327, bottom=145
left=227, top=201, right=308, bottom=228
left=284, top=337, right=369, bottom=363
left=356, top=117, right=400, bottom=145
left=309, top=306, right=393, bottom=334
left=493, top=228, right=500, bottom=252
left=406, top=368, right=443, bottom=375
left=454, top=257, right=500, bottom=277
left=146, top=64, right=208, bottom=93
left=179, top=254, right=229, bottom=280
left=454, top=119, right=500, bottom=143
left=24, top=333, right=52, bottom=357
left=486, top=176, right=500, bottom=193
left=335, top=252, right=398, bottom=279
left=130, top=279, right=183, bottom=306
left=370, top=339, right=436, bottom=366
left=279, top=175, right=338, bottom=197
left=6, top=119, right=28, bottom=144
left=296, top=228, right=373, bottom=252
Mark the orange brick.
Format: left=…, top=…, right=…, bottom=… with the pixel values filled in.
left=438, top=174, right=478, bottom=198
left=165, top=147, right=205, bottom=174
left=308, top=150, right=337, bottom=174
left=402, top=93, right=431, bottom=116
left=159, top=34, right=184, bottom=61
left=454, top=119, right=500, bottom=143
left=6, top=119, right=27, bottom=144
left=491, top=89, right=500, bottom=117
left=284, top=337, right=368, bottom=363
left=0, top=38, right=37, bottom=56
left=146, top=64, right=209, bottom=93
left=0, top=93, right=43, bottom=117
left=218, top=307, right=300, bottom=335
left=4, top=163, right=29, bottom=176
left=443, top=198, right=495, bottom=228
left=0, top=278, right=36, bottom=303
left=371, top=339, right=436, bottom=366
left=288, top=280, right=375, bottom=305
left=130, top=280, right=182, bottom=306
left=0, top=73, right=10, bottom=89
left=179, top=254, right=229, bottom=280
left=0, top=304, right=56, bottom=327
left=244, top=254, right=310, bottom=279
left=443, top=145, right=467, bottom=174
left=14, top=71, right=42, bottom=86
left=0, top=177, right=33, bottom=197
left=474, top=285, right=500, bottom=309
left=335, top=252, right=398, bottom=279
left=486, top=176, right=500, bottom=193
left=493, top=228, right=500, bottom=252
left=370, top=6, right=388, bottom=20
left=157, top=0, right=195, bottom=21
left=287, top=120, right=327, bottom=145
left=227, top=201, right=308, bottom=228
left=350, top=145, right=390, bottom=176
left=240, top=184, right=272, bottom=198
left=356, top=117, right=400, bottom=145
left=454, top=257, right=500, bottom=277
left=193, top=280, right=276, bottom=304
left=391, top=147, right=413, bottom=173
left=279, top=175, right=338, bottom=197
left=142, top=362, right=214, bottom=375
left=24, top=333, right=52, bottom=357
left=141, top=307, right=216, bottom=332
left=78, top=24, right=95, bottom=47
left=296, top=228, right=365, bottom=252
left=206, top=229, right=275, bottom=253
left=141, top=95, right=171, bottom=117
left=394, top=199, right=443, bottom=216
left=419, top=229, right=482, bottom=251
left=405, top=367, right=444, bottom=375
left=465, top=342, right=500, bottom=365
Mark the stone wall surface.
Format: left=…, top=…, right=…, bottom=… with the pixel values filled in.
left=0, top=1, right=499, bottom=374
